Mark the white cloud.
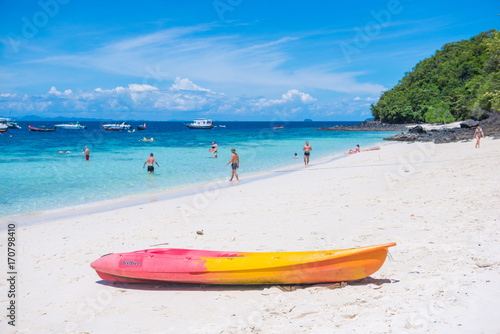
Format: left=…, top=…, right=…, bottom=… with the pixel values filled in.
left=48, top=86, right=61, bottom=95
left=0, top=83, right=373, bottom=120
left=47, top=87, right=73, bottom=96
left=0, top=93, right=16, bottom=98
left=257, top=89, right=316, bottom=108
left=281, top=89, right=316, bottom=103
left=128, top=84, right=158, bottom=92
left=353, top=96, right=378, bottom=102
left=170, top=77, right=212, bottom=92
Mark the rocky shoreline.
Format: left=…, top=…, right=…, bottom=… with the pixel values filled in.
left=319, top=120, right=409, bottom=132
left=320, top=113, right=500, bottom=143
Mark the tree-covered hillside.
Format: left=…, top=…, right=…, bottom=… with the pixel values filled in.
left=371, top=30, right=500, bottom=123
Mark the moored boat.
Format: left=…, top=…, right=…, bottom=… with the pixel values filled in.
left=102, top=122, right=131, bottom=131
left=0, top=117, right=21, bottom=129
left=28, top=123, right=56, bottom=132
left=137, top=123, right=146, bottom=130
left=0, top=123, right=7, bottom=132
left=91, top=243, right=396, bottom=285
left=185, top=119, right=214, bottom=129
left=55, top=122, right=87, bottom=130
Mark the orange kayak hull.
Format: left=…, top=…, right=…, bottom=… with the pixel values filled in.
left=90, top=243, right=396, bottom=285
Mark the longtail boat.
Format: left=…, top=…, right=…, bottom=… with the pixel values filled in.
left=28, top=123, right=56, bottom=132
left=91, top=243, right=396, bottom=285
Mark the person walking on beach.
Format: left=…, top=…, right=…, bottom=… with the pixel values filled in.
left=210, top=141, right=218, bottom=158
left=473, top=125, right=484, bottom=148
left=82, top=146, right=90, bottom=161
left=303, top=141, right=312, bottom=166
left=143, top=153, right=159, bottom=174
left=226, top=148, right=239, bottom=181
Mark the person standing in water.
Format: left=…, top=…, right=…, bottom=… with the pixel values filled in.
left=303, top=141, right=312, bottom=166
left=82, top=146, right=90, bottom=161
left=211, top=141, right=218, bottom=158
left=473, top=125, right=484, bottom=148
left=143, top=153, right=159, bottom=174
left=226, top=148, right=239, bottom=181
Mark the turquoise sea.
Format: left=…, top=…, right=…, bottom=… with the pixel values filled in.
left=0, top=121, right=396, bottom=218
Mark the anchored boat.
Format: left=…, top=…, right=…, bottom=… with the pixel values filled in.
left=28, top=123, right=56, bottom=132
left=102, top=122, right=131, bottom=131
left=91, top=243, right=396, bottom=285
left=0, top=117, right=21, bottom=129
left=185, top=119, right=214, bottom=129
left=55, top=122, right=87, bottom=130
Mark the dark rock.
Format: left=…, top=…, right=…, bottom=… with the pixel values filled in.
left=470, top=112, right=490, bottom=121
left=408, top=125, right=426, bottom=134
left=328, top=112, right=500, bottom=143
left=319, top=119, right=409, bottom=132
left=460, top=120, right=479, bottom=128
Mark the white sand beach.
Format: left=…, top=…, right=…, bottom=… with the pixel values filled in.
left=2, top=138, right=499, bottom=333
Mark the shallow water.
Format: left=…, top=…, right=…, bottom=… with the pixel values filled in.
left=0, top=121, right=396, bottom=217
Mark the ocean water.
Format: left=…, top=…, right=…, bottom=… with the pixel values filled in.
left=0, top=121, right=396, bottom=217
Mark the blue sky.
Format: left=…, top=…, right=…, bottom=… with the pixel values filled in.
left=0, top=0, right=498, bottom=121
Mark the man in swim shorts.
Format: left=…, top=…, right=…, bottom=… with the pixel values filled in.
left=226, top=148, right=239, bottom=181
left=143, top=153, right=159, bottom=174
left=83, top=146, right=90, bottom=161
left=303, top=141, right=312, bottom=166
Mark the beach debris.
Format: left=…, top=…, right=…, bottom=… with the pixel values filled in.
left=313, top=281, right=348, bottom=290
left=325, top=282, right=348, bottom=290
left=295, top=311, right=319, bottom=318
left=276, top=285, right=297, bottom=292
left=149, top=243, right=169, bottom=247
left=196, top=230, right=204, bottom=235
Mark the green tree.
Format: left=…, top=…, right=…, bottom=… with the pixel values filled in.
left=371, top=30, right=500, bottom=122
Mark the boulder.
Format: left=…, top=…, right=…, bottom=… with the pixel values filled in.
left=460, top=119, right=479, bottom=128
left=470, top=112, right=490, bottom=121
left=408, top=125, right=426, bottom=134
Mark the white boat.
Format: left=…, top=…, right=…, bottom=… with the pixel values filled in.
left=185, top=119, right=214, bottom=129
left=0, top=123, right=8, bottom=132
left=102, top=122, right=131, bottom=131
left=0, top=117, right=21, bottom=129
left=55, top=122, right=87, bottom=130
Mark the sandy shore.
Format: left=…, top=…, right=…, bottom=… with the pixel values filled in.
left=1, top=138, right=499, bottom=333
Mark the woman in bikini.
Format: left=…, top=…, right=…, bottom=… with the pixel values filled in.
left=473, top=125, right=484, bottom=148
left=348, top=144, right=360, bottom=154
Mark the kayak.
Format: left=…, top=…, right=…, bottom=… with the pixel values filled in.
left=90, top=243, right=396, bottom=285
